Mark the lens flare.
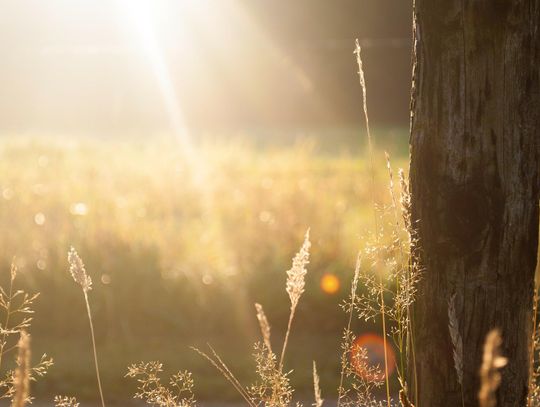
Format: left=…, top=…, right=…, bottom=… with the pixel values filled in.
left=350, top=333, right=396, bottom=381
left=320, top=273, right=340, bottom=294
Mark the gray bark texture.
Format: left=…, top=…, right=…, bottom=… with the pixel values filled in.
left=409, top=1, right=540, bottom=406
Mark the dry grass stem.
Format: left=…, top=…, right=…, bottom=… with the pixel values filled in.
left=192, top=346, right=255, bottom=407
left=0, top=262, right=51, bottom=403
left=478, top=329, right=508, bottom=407
left=312, top=361, right=323, bottom=407
left=249, top=342, right=293, bottom=407
left=355, top=38, right=391, bottom=407
left=12, top=331, right=30, bottom=407
left=255, top=303, right=272, bottom=353
left=337, top=254, right=361, bottom=407
left=67, top=248, right=105, bottom=407
left=398, top=169, right=412, bottom=242
left=10, top=262, right=16, bottom=283
left=280, top=229, right=311, bottom=369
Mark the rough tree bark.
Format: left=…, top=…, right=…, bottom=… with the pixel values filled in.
left=409, top=1, right=540, bottom=406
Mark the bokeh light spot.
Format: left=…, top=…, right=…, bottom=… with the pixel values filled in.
left=70, top=202, right=89, bottom=216
left=259, top=210, right=273, bottom=223
left=101, top=274, right=112, bottom=285
left=350, top=333, right=396, bottom=381
left=34, top=212, right=46, bottom=226
left=202, top=274, right=214, bottom=285
left=320, top=273, right=340, bottom=294
left=2, top=188, right=13, bottom=200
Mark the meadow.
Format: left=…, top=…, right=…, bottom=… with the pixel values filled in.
left=0, top=129, right=409, bottom=403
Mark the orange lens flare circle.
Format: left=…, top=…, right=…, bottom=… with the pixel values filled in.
left=350, top=333, right=396, bottom=381
left=320, top=273, right=340, bottom=294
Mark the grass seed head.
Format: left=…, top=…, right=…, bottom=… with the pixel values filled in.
left=68, top=247, right=92, bottom=292
left=286, top=229, right=311, bottom=310
left=255, top=303, right=272, bottom=352
left=312, top=361, right=323, bottom=407
left=12, top=330, right=31, bottom=407
left=478, top=329, right=508, bottom=407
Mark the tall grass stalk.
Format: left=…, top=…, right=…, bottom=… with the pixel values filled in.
left=354, top=39, right=391, bottom=407
left=255, top=303, right=272, bottom=353
left=385, top=154, right=420, bottom=405
left=192, top=345, right=255, bottom=407
left=68, top=248, right=106, bottom=407
left=12, top=331, right=30, bottom=407
left=280, top=229, right=311, bottom=371
left=312, top=361, right=323, bottom=407
left=398, top=168, right=419, bottom=404
left=336, top=253, right=361, bottom=407
left=0, top=263, right=17, bottom=372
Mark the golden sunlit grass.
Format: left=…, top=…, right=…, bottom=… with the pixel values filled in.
left=0, top=134, right=409, bottom=402
left=0, top=136, right=405, bottom=282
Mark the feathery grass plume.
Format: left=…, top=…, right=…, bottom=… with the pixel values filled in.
left=0, top=261, right=51, bottom=402
left=67, top=247, right=105, bottom=407
left=196, top=231, right=311, bottom=407
left=384, top=152, right=418, bottom=390
left=398, top=167, right=420, bottom=404
left=338, top=341, right=385, bottom=407
left=285, top=229, right=311, bottom=310
left=68, top=247, right=92, bottom=292
left=448, top=294, right=463, bottom=385
left=0, top=355, right=52, bottom=403
left=354, top=40, right=369, bottom=146
left=54, top=396, right=79, bottom=407
left=255, top=303, right=272, bottom=352
left=249, top=342, right=293, bottom=407
left=312, top=361, right=323, bottom=407
left=126, top=361, right=195, bottom=407
left=11, top=331, right=30, bottom=407
left=337, top=255, right=386, bottom=407
left=10, top=262, right=16, bottom=283
left=280, top=229, right=311, bottom=369
left=337, top=253, right=361, bottom=407
left=355, top=39, right=391, bottom=407
left=0, top=262, right=39, bottom=372
left=398, top=169, right=412, bottom=242
left=478, top=329, right=508, bottom=407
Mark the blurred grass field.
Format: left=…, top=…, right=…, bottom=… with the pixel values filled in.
left=0, top=129, right=408, bottom=403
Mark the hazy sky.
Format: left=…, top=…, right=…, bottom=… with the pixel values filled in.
left=0, top=1, right=412, bottom=135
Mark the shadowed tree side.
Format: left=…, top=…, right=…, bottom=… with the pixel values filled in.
left=409, top=1, right=540, bottom=406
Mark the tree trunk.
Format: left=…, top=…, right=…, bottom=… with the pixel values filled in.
left=409, top=1, right=540, bottom=406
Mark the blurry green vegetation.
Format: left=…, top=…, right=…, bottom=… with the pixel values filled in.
left=0, top=129, right=408, bottom=402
